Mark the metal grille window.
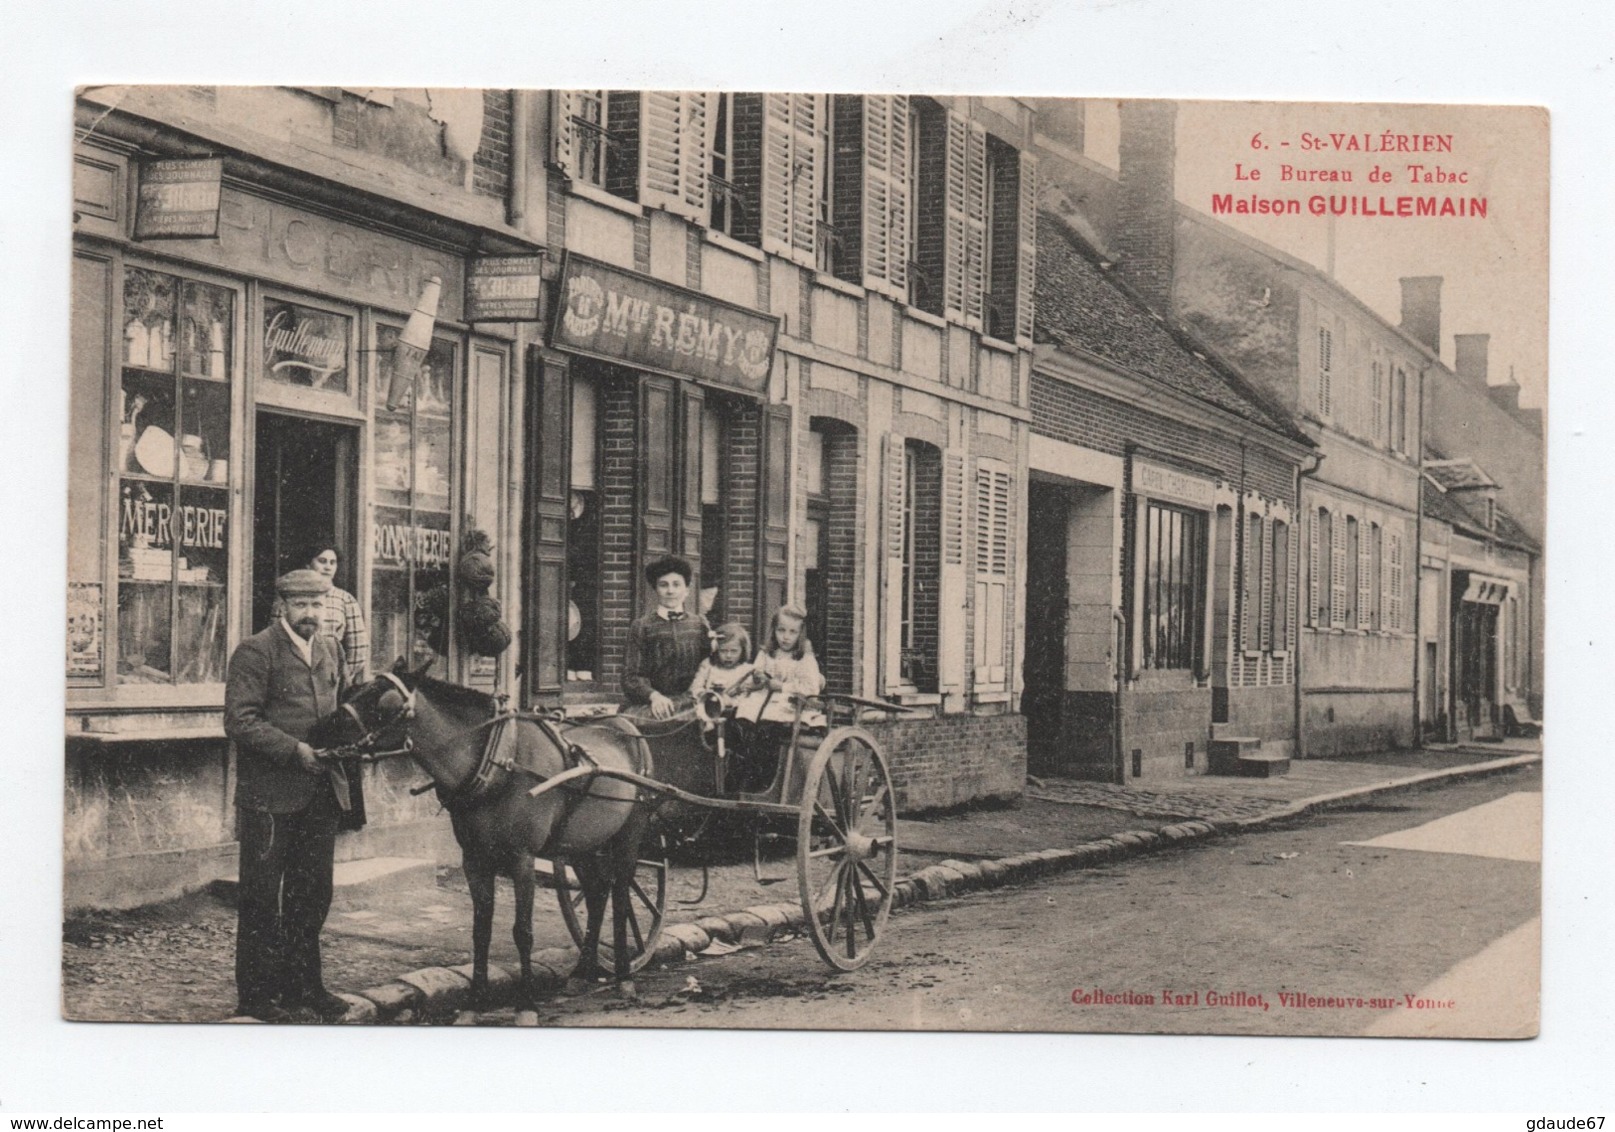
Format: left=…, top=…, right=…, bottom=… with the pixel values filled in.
left=1142, top=501, right=1207, bottom=671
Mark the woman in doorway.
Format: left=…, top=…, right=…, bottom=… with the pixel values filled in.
left=302, top=537, right=369, bottom=690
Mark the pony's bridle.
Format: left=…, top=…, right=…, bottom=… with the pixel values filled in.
left=329, top=671, right=417, bottom=762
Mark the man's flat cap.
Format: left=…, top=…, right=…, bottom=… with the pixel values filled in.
left=276, top=569, right=332, bottom=598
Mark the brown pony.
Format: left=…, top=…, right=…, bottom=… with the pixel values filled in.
left=318, top=666, right=655, bottom=1008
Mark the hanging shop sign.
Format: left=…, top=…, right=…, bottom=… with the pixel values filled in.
left=467, top=255, right=544, bottom=322
left=1133, top=458, right=1216, bottom=510
left=552, top=254, right=779, bottom=395
left=133, top=158, right=224, bottom=240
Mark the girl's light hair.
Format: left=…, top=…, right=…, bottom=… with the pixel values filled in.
left=712, top=621, right=752, bottom=662
left=765, top=602, right=812, bottom=660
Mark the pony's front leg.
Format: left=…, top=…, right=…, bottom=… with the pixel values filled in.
left=463, top=854, right=497, bottom=1012
left=563, top=857, right=607, bottom=994
left=510, top=852, right=536, bottom=1010
left=612, top=869, right=638, bottom=1001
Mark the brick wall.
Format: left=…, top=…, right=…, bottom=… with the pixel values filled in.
left=730, top=94, right=766, bottom=247
left=724, top=399, right=762, bottom=634
left=868, top=712, right=1027, bottom=812
left=605, top=92, right=640, bottom=201
left=1031, top=371, right=1296, bottom=503
left=597, top=372, right=639, bottom=690
left=472, top=89, right=513, bottom=200
left=911, top=101, right=948, bottom=315
left=987, top=137, right=1020, bottom=339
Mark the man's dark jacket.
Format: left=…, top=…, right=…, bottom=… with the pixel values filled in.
left=224, top=623, right=356, bottom=816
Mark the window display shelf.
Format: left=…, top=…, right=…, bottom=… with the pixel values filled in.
left=121, top=363, right=177, bottom=379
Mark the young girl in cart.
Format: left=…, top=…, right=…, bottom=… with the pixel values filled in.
left=688, top=622, right=755, bottom=734
left=737, top=604, right=824, bottom=721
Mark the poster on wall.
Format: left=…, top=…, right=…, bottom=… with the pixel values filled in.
left=65, top=582, right=103, bottom=678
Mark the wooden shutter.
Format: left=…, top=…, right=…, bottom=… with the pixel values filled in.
left=756, top=94, right=821, bottom=266
left=1304, top=507, right=1317, bottom=623
left=1016, top=149, right=1038, bottom=343
left=639, top=376, right=678, bottom=615
left=1329, top=510, right=1347, bottom=627
left=552, top=91, right=581, bottom=177
left=638, top=92, right=708, bottom=223
left=944, top=111, right=988, bottom=327
left=1242, top=512, right=1261, bottom=649
left=860, top=95, right=909, bottom=299
left=937, top=449, right=968, bottom=694
left=526, top=347, right=570, bottom=698
left=1259, top=516, right=1274, bottom=651
left=679, top=384, right=705, bottom=575
left=757, top=404, right=792, bottom=632
left=973, top=460, right=1011, bottom=690
left=880, top=434, right=907, bottom=695
left=1271, top=520, right=1289, bottom=652
left=1387, top=528, right=1404, bottom=631
left=1357, top=516, right=1375, bottom=629
left=1317, top=327, right=1333, bottom=417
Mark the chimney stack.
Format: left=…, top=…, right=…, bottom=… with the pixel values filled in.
left=1115, top=99, right=1178, bottom=317
left=1454, top=333, right=1489, bottom=384
left=1399, top=276, right=1443, bottom=353
left=1487, top=382, right=1521, bottom=413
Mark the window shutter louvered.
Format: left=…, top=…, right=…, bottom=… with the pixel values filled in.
left=758, top=404, right=792, bottom=631
left=1242, top=512, right=1261, bottom=649
left=636, top=92, right=709, bottom=222
left=1318, top=327, right=1333, bottom=417
left=1357, top=516, right=1374, bottom=629
left=1259, top=516, right=1274, bottom=651
left=884, top=96, right=910, bottom=299
left=1387, top=529, right=1404, bottom=631
left=1330, top=511, right=1347, bottom=627
left=760, top=93, right=795, bottom=258
left=552, top=90, right=582, bottom=177
left=944, top=112, right=987, bottom=327
left=881, top=434, right=907, bottom=695
left=859, top=96, right=909, bottom=299
left=1309, top=509, right=1322, bottom=627
left=973, top=461, right=1011, bottom=689
left=1016, top=149, right=1038, bottom=343
left=789, top=94, right=820, bottom=263
left=1270, top=520, right=1289, bottom=652
left=937, top=450, right=968, bottom=694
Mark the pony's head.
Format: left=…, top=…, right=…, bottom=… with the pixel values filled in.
left=317, top=659, right=422, bottom=751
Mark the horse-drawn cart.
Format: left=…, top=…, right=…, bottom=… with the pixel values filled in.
left=543, top=691, right=905, bottom=972
left=318, top=674, right=906, bottom=1006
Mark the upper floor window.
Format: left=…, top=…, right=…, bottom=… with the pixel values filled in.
left=1392, top=365, right=1409, bottom=453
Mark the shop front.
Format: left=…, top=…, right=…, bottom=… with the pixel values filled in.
left=523, top=254, right=787, bottom=714
left=67, top=136, right=535, bottom=908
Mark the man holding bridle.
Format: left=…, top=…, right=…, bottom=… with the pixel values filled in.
left=224, top=568, right=358, bottom=1022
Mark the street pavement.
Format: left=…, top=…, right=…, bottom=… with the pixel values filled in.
left=58, top=741, right=1539, bottom=1025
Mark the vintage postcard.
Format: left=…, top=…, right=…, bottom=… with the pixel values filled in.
left=63, top=88, right=1544, bottom=1040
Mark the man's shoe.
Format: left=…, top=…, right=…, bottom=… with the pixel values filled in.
left=301, top=989, right=354, bottom=1023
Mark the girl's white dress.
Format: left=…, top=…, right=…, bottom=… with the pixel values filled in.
left=734, top=649, right=825, bottom=724
left=689, top=658, right=755, bottom=698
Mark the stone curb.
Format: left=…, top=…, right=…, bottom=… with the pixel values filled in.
left=226, top=752, right=1538, bottom=1023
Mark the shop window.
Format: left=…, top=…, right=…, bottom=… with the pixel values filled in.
left=372, top=326, right=456, bottom=677
left=1142, top=501, right=1207, bottom=671
left=565, top=373, right=600, bottom=682
left=115, top=268, right=234, bottom=685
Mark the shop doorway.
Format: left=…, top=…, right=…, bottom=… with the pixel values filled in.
left=252, top=411, right=359, bottom=633
left=1453, top=594, right=1500, bottom=742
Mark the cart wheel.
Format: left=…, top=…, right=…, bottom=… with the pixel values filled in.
left=553, top=833, right=669, bottom=974
left=796, top=727, right=897, bottom=971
